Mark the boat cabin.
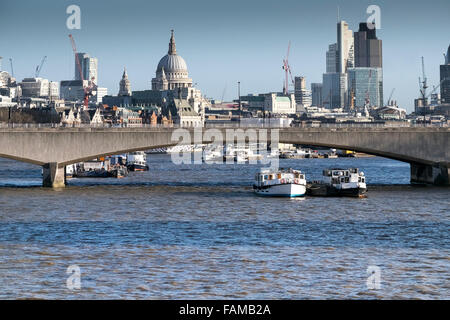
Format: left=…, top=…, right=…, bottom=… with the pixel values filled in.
left=255, top=168, right=305, bottom=187
left=322, top=168, right=365, bottom=185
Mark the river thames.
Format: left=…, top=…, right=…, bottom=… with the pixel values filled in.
left=0, top=155, right=448, bottom=299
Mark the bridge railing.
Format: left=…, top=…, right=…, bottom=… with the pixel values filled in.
left=0, top=122, right=448, bottom=129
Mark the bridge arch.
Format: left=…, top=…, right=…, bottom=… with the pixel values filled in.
left=0, top=127, right=448, bottom=187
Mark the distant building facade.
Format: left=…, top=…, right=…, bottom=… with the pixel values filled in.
left=311, top=83, right=323, bottom=107
left=19, top=78, right=59, bottom=99
left=60, top=80, right=107, bottom=105
left=440, top=45, right=450, bottom=104
left=263, top=93, right=296, bottom=114
left=354, top=23, right=383, bottom=68
left=347, top=67, right=383, bottom=108
left=326, top=43, right=337, bottom=73
left=336, top=21, right=354, bottom=73
left=75, top=53, right=98, bottom=83
left=322, top=73, right=347, bottom=109
left=294, top=76, right=312, bottom=108
left=60, top=80, right=87, bottom=102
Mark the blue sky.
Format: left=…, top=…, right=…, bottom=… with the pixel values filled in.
left=0, top=0, right=449, bottom=111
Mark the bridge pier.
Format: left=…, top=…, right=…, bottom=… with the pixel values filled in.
left=410, top=163, right=450, bottom=186
left=42, top=162, right=65, bottom=188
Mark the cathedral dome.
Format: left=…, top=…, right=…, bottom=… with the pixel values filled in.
left=156, top=30, right=188, bottom=73
left=151, top=30, right=193, bottom=91
left=156, top=54, right=188, bottom=73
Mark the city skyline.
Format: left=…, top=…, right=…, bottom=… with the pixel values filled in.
left=1, top=0, right=449, bottom=111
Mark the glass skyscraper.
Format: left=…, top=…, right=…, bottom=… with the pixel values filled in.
left=75, top=52, right=98, bottom=83
left=347, top=67, right=383, bottom=108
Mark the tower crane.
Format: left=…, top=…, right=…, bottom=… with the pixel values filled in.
left=221, top=84, right=227, bottom=103
left=282, top=41, right=294, bottom=95
left=387, top=88, right=395, bottom=106
left=419, top=56, right=428, bottom=106
left=35, top=56, right=47, bottom=78
left=426, top=78, right=448, bottom=100
left=365, top=69, right=373, bottom=107
left=68, top=34, right=96, bottom=110
left=9, top=58, right=14, bottom=78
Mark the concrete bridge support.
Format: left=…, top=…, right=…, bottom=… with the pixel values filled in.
left=42, top=162, right=65, bottom=188
left=410, top=163, right=450, bottom=185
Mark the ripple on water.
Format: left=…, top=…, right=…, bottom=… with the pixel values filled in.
left=0, top=156, right=449, bottom=299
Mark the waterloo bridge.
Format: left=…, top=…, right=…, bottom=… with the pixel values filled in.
left=0, top=124, right=448, bottom=187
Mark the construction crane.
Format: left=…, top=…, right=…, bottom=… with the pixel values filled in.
left=322, top=90, right=332, bottom=109
left=364, top=69, right=373, bottom=107
left=9, top=58, right=14, bottom=78
left=282, top=41, right=294, bottom=95
left=35, top=56, right=47, bottom=78
left=221, top=84, right=227, bottom=103
left=419, top=56, right=428, bottom=106
left=68, top=34, right=96, bottom=109
left=427, top=78, right=448, bottom=100
left=387, top=88, right=395, bottom=106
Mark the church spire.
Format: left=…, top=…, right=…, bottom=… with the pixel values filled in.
left=119, top=66, right=131, bottom=96
left=168, top=29, right=177, bottom=55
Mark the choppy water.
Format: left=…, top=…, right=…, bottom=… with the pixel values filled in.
left=0, top=155, right=448, bottom=299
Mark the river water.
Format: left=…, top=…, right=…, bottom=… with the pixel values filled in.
left=0, top=155, right=448, bottom=299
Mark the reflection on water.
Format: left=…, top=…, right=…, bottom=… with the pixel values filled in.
left=0, top=156, right=448, bottom=299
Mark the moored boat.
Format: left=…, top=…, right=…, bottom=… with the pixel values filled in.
left=253, top=168, right=307, bottom=197
left=307, top=168, right=367, bottom=197
left=126, top=151, right=149, bottom=171
left=74, top=168, right=110, bottom=178
left=65, top=164, right=75, bottom=179
left=109, top=166, right=128, bottom=178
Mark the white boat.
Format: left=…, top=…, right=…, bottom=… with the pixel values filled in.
left=203, top=147, right=223, bottom=162
left=65, top=164, right=75, bottom=179
left=253, top=168, right=307, bottom=197
left=126, top=151, right=149, bottom=171
left=307, top=168, right=367, bottom=197
left=166, top=144, right=204, bottom=154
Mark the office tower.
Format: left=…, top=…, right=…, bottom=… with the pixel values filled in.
left=354, top=22, right=383, bottom=68
left=75, top=52, right=98, bottom=83
left=336, top=21, right=354, bottom=73
left=440, top=45, right=450, bottom=104
left=311, top=83, right=323, bottom=107
left=321, top=20, right=355, bottom=109
left=294, top=76, right=312, bottom=107
left=326, top=44, right=337, bottom=73
left=19, top=78, right=59, bottom=99
left=322, top=73, right=347, bottom=109
left=347, top=67, right=383, bottom=108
